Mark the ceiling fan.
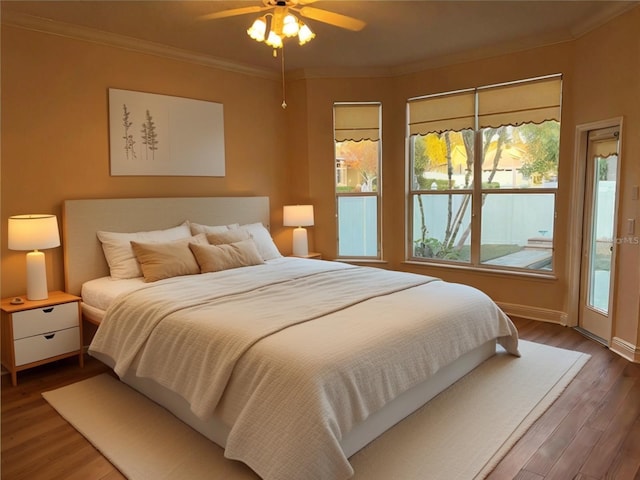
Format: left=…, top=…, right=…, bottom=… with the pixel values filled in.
left=199, top=0, right=366, bottom=48
left=200, top=1, right=365, bottom=108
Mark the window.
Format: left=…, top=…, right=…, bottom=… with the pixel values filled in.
left=408, top=75, right=561, bottom=272
left=334, top=103, right=382, bottom=258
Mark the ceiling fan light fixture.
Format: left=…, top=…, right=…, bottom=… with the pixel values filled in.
left=206, top=0, right=364, bottom=108
left=246, top=7, right=315, bottom=49
left=298, top=23, right=315, bottom=45
left=247, top=16, right=267, bottom=41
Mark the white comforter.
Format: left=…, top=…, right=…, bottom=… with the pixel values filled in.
left=89, top=258, right=519, bottom=480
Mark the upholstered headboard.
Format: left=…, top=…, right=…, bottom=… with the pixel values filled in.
left=62, top=196, right=270, bottom=296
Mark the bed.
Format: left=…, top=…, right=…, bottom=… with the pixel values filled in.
left=62, top=196, right=519, bottom=480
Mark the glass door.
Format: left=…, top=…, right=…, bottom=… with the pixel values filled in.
left=579, top=127, right=620, bottom=343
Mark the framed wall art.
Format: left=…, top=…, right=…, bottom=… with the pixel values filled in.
left=108, top=88, right=225, bottom=176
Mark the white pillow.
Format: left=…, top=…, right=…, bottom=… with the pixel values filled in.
left=237, top=223, right=282, bottom=261
left=97, top=222, right=192, bottom=279
left=188, top=221, right=240, bottom=236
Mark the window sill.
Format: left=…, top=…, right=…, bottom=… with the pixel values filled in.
left=337, top=258, right=388, bottom=265
left=402, top=260, right=558, bottom=281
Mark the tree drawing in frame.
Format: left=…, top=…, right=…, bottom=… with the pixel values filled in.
left=121, top=104, right=137, bottom=160
left=141, top=109, right=159, bottom=160
left=109, top=88, right=225, bottom=176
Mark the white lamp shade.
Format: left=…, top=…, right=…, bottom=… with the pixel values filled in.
left=8, top=214, right=61, bottom=300
left=283, top=205, right=314, bottom=227
left=8, top=214, right=60, bottom=251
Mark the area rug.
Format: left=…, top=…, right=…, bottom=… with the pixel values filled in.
left=42, top=340, right=589, bottom=480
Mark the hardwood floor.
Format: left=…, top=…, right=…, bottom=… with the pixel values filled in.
left=2, top=317, right=639, bottom=479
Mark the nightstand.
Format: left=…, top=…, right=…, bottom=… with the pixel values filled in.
left=290, top=252, right=322, bottom=259
left=1, top=291, right=83, bottom=386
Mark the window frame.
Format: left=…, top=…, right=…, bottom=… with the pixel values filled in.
left=334, top=102, right=383, bottom=260
left=406, top=75, right=561, bottom=275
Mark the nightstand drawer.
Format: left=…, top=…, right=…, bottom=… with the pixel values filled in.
left=12, top=302, right=78, bottom=340
left=14, top=326, right=80, bottom=366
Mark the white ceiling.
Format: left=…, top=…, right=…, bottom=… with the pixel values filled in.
left=3, top=1, right=638, bottom=74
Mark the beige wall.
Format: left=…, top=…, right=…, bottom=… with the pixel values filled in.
left=573, top=7, right=640, bottom=357
left=1, top=24, right=291, bottom=297
left=2, top=6, right=639, bottom=358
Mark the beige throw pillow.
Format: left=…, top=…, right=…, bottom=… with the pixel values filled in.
left=189, top=239, right=264, bottom=273
left=131, top=234, right=206, bottom=282
left=206, top=229, right=251, bottom=245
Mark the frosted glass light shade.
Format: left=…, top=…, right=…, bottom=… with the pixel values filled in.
left=297, top=23, right=315, bottom=45
left=247, top=16, right=267, bottom=41
left=8, top=214, right=61, bottom=300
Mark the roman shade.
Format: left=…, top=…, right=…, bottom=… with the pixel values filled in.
left=589, top=127, right=619, bottom=158
left=591, top=139, right=619, bottom=159
left=408, top=90, right=475, bottom=136
left=408, top=75, right=561, bottom=136
left=334, top=103, right=380, bottom=142
left=478, top=76, right=562, bottom=129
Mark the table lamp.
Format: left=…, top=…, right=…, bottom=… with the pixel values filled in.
left=8, top=214, right=61, bottom=300
left=283, top=205, right=314, bottom=256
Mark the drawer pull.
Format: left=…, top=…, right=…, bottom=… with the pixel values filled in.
left=44, top=333, right=56, bottom=340
left=43, top=307, right=54, bottom=313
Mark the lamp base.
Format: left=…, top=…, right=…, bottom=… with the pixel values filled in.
left=292, top=227, right=309, bottom=257
left=26, top=250, right=49, bottom=300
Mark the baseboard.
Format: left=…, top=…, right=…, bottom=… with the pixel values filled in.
left=610, top=337, right=640, bottom=363
left=498, top=304, right=640, bottom=364
left=497, top=302, right=568, bottom=325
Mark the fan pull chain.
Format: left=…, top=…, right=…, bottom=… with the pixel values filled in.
left=281, top=45, right=287, bottom=109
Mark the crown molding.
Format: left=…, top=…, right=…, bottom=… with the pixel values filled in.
left=1, top=11, right=279, bottom=81
left=390, top=2, right=637, bottom=77
left=389, top=33, right=573, bottom=77
left=3, top=4, right=636, bottom=83
left=569, top=1, right=639, bottom=38
left=287, top=66, right=395, bottom=81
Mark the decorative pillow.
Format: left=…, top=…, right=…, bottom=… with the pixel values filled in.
left=237, top=223, right=282, bottom=261
left=97, top=222, right=192, bottom=279
left=131, top=234, right=207, bottom=283
left=206, top=229, right=251, bottom=245
left=189, top=221, right=240, bottom=236
left=189, top=239, right=265, bottom=273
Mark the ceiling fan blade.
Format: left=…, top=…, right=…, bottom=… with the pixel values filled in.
left=297, top=6, right=366, bottom=31
left=198, top=6, right=268, bottom=21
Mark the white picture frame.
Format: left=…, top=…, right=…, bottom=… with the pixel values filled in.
left=108, top=88, right=225, bottom=176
